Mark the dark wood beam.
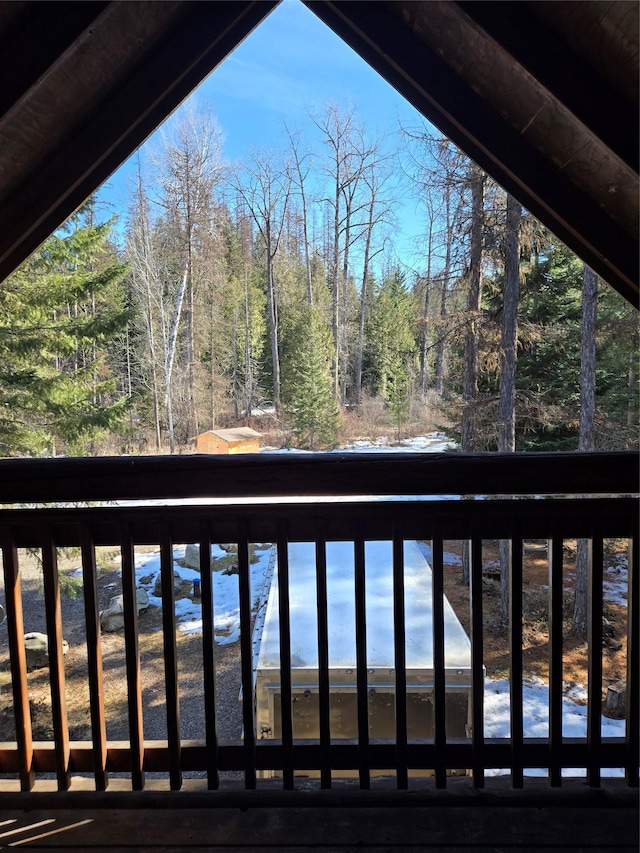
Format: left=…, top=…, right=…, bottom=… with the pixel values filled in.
left=0, top=1, right=277, bottom=284
left=0, top=2, right=110, bottom=123
left=456, top=1, right=638, bottom=172
left=0, top=452, right=636, bottom=503
left=303, top=1, right=638, bottom=306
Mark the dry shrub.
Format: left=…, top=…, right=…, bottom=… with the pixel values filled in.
left=339, top=394, right=392, bottom=442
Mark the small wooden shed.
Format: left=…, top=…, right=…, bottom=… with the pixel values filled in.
left=196, top=427, right=262, bottom=455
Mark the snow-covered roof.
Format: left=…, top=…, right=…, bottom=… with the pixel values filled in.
left=201, top=427, right=262, bottom=442
left=256, top=539, right=471, bottom=674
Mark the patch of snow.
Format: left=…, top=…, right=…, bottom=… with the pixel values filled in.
left=415, top=541, right=462, bottom=566
left=484, top=677, right=625, bottom=777
left=603, top=554, right=628, bottom=606
left=337, top=434, right=455, bottom=454
left=131, top=544, right=273, bottom=642
left=251, top=405, right=276, bottom=416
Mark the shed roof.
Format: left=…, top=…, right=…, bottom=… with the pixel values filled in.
left=202, top=428, right=263, bottom=444
left=0, top=1, right=637, bottom=305
left=257, top=540, right=471, bottom=672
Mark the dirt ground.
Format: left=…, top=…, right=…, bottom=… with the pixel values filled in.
left=440, top=538, right=629, bottom=708
left=0, top=546, right=244, bottom=751
left=0, top=537, right=629, bottom=745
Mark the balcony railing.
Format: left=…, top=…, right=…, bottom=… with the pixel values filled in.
left=0, top=451, right=637, bottom=799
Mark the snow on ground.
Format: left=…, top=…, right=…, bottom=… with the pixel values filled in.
left=264, top=433, right=455, bottom=455
left=131, top=544, right=273, bottom=645
left=338, top=433, right=455, bottom=454
left=603, top=550, right=629, bottom=605
left=484, top=676, right=626, bottom=777
left=415, top=541, right=462, bottom=567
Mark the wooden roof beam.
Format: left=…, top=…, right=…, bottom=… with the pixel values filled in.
left=456, top=1, right=638, bottom=172
left=0, top=1, right=277, bottom=285
left=0, top=2, right=110, bottom=124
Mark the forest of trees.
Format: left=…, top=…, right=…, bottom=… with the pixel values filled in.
left=0, top=104, right=637, bottom=456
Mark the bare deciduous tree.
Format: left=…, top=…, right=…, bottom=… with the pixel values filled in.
left=231, top=149, right=292, bottom=410
left=461, top=164, right=486, bottom=453
left=314, top=105, right=387, bottom=405
left=498, top=193, right=522, bottom=622
left=573, top=265, right=598, bottom=637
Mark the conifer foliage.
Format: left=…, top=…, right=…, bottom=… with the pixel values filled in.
left=283, top=308, right=340, bottom=450
left=2, top=103, right=637, bottom=457
left=0, top=201, right=128, bottom=455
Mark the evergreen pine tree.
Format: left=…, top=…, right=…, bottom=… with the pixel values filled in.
left=283, top=308, right=340, bottom=450
left=0, top=202, right=130, bottom=455
left=364, top=268, right=416, bottom=427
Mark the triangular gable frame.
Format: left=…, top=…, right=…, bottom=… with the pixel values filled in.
left=0, top=0, right=636, bottom=305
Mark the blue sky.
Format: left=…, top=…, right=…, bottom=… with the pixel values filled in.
left=98, top=0, right=435, bottom=268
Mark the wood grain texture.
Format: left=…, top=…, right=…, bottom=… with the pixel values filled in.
left=0, top=451, right=636, bottom=503
left=0, top=789, right=636, bottom=849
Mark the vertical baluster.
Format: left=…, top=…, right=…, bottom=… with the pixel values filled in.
left=120, top=525, right=144, bottom=790
left=626, top=525, right=638, bottom=788
left=199, top=520, right=219, bottom=789
left=277, top=522, right=294, bottom=789
left=41, top=527, right=70, bottom=791
left=315, top=522, right=331, bottom=789
left=469, top=536, right=485, bottom=788
left=587, top=529, right=603, bottom=787
left=354, top=529, right=370, bottom=789
left=431, top=533, right=446, bottom=788
left=392, top=527, right=407, bottom=789
left=80, top=526, right=108, bottom=791
left=238, top=521, right=256, bottom=789
left=548, top=534, right=564, bottom=787
left=0, top=528, right=34, bottom=790
left=509, top=532, right=524, bottom=788
left=160, top=527, right=181, bottom=790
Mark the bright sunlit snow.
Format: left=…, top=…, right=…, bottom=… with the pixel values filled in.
left=603, top=551, right=629, bottom=606
left=484, top=676, right=625, bottom=777
left=262, top=432, right=455, bottom=455
left=132, top=544, right=273, bottom=645
left=339, top=433, right=455, bottom=454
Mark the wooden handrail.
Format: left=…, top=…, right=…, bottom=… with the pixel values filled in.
left=0, top=497, right=636, bottom=547
left=0, top=475, right=636, bottom=795
left=0, top=450, right=637, bottom=503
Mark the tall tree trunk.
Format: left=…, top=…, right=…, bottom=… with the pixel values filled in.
left=332, top=186, right=341, bottom=401
left=628, top=336, right=638, bottom=428
left=461, top=169, right=485, bottom=585
left=355, top=197, right=374, bottom=406
left=186, top=253, right=199, bottom=441
left=339, top=199, right=353, bottom=406
left=418, top=204, right=435, bottom=395
left=285, top=126, right=313, bottom=306
left=461, top=170, right=485, bottom=452
left=232, top=303, right=239, bottom=422
left=265, top=232, right=280, bottom=409
left=210, top=294, right=216, bottom=429
left=434, top=273, right=448, bottom=395
left=164, top=260, right=189, bottom=453
left=498, top=193, right=521, bottom=622
left=244, top=271, right=253, bottom=418
left=435, top=187, right=454, bottom=396
left=145, top=276, right=162, bottom=450
left=419, top=279, right=431, bottom=395
left=573, top=265, right=598, bottom=637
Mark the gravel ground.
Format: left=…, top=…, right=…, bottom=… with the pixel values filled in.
left=0, top=549, right=245, bottom=778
